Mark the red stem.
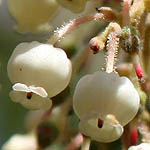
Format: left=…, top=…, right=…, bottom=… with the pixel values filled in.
left=122, top=0, right=133, bottom=26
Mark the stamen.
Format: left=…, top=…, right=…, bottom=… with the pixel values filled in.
left=26, top=92, right=33, bottom=99
left=98, top=119, right=104, bottom=128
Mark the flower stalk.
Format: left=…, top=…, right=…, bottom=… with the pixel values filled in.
left=65, top=133, right=83, bottom=150
left=105, top=23, right=121, bottom=73
left=48, top=9, right=118, bottom=46
left=81, top=136, right=91, bottom=150
left=122, top=0, right=132, bottom=26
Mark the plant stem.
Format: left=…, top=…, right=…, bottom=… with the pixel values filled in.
left=122, top=124, right=130, bottom=150
left=122, top=0, right=132, bottom=26
left=65, top=133, right=83, bottom=150
left=47, top=11, right=117, bottom=46
left=130, top=0, right=145, bottom=26
left=105, top=23, right=121, bottom=73
left=81, top=136, right=91, bottom=150
left=142, top=20, right=150, bottom=78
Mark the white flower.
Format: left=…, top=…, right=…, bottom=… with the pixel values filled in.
left=9, top=83, right=52, bottom=110
left=128, top=143, right=150, bottom=150
left=56, top=0, right=86, bottom=13
left=73, top=71, right=140, bottom=143
left=7, top=0, right=59, bottom=33
left=2, top=134, right=37, bottom=150
left=7, top=41, right=72, bottom=109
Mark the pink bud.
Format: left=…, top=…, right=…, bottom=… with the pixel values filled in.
left=130, top=128, right=138, bottom=146
left=135, top=64, right=144, bottom=82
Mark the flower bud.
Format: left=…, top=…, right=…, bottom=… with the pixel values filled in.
left=130, top=128, right=138, bottom=145
left=73, top=71, right=140, bottom=142
left=121, top=26, right=141, bottom=54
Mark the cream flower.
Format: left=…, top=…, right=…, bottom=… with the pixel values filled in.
left=128, top=143, right=150, bottom=150
left=56, top=0, right=86, bottom=13
left=73, top=71, right=140, bottom=142
left=2, top=134, right=37, bottom=150
left=7, top=0, right=59, bottom=33
left=9, top=83, right=52, bottom=110
left=7, top=41, right=72, bottom=109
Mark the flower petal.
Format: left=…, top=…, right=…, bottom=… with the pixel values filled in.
left=9, top=91, right=24, bottom=102
left=29, top=86, right=48, bottom=98
left=12, top=83, right=30, bottom=92
left=21, top=95, right=52, bottom=110
left=9, top=91, right=52, bottom=110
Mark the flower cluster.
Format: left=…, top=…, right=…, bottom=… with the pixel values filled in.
left=3, top=0, right=150, bottom=149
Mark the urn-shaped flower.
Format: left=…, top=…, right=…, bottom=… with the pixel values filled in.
left=73, top=71, right=140, bottom=142
left=7, top=41, right=72, bottom=109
